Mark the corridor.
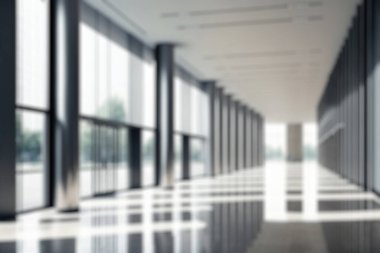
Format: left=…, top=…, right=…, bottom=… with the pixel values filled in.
left=0, top=162, right=378, bottom=253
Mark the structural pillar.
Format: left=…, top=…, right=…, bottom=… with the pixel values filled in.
left=129, top=128, right=142, bottom=188
left=243, top=106, right=249, bottom=169
left=235, top=101, right=241, bottom=170
left=182, top=136, right=190, bottom=180
left=219, top=88, right=225, bottom=174
left=52, top=0, right=80, bottom=212
left=258, top=115, right=265, bottom=166
left=155, top=44, right=175, bottom=188
left=226, top=95, right=232, bottom=173
left=252, top=112, right=258, bottom=167
left=287, top=124, right=303, bottom=162
left=250, top=110, right=255, bottom=167
left=201, top=81, right=216, bottom=177
left=0, top=0, right=16, bottom=220
left=229, top=98, right=236, bottom=173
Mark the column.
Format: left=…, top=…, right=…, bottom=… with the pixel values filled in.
left=235, top=101, right=241, bottom=170
left=182, top=136, right=190, bottom=180
left=226, top=95, right=232, bottom=173
left=250, top=110, right=256, bottom=167
left=219, top=88, right=224, bottom=174
left=52, top=0, right=80, bottom=212
left=287, top=124, right=303, bottom=162
left=229, top=98, right=236, bottom=172
left=201, top=81, right=216, bottom=176
left=221, top=93, right=230, bottom=173
left=155, top=44, right=175, bottom=188
left=0, top=0, right=16, bottom=220
left=242, top=105, right=247, bottom=169
left=213, top=88, right=221, bottom=176
left=258, top=115, right=265, bottom=166
left=129, top=128, right=141, bottom=188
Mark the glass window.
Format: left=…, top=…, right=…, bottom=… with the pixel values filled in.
left=109, top=25, right=129, bottom=122
left=142, top=131, right=156, bottom=187
left=175, top=73, right=208, bottom=137
left=16, top=0, right=50, bottom=212
left=117, top=128, right=129, bottom=190
left=129, top=50, right=144, bottom=124
left=174, top=135, right=183, bottom=180
left=265, top=124, right=287, bottom=161
left=190, top=138, right=206, bottom=178
left=80, top=120, right=93, bottom=198
left=17, top=0, right=49, bottom=109
left=191, top=85, right=200, bottom=134
left=79, top=4, right=158, bottom=194
left=175, top=77, right=183, bottom=132
left=183, top=81, right=192, bottom=134
left=16, top=111, right=47, bottom=211
left=96, top=16, right=110, bottom=120
left=80, top=5, right=97, bottom=116
left=80, top=5, right=156, bottom=128
left=200, top=91, right=209, bottom=136
left=142, top=53, right=156, bottom=128
left=303, top=123, right=317, bottom=161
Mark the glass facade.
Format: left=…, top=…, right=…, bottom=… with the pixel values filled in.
left=142, top=131, right=156, bottom=187
left=80, top=4, right=157, bottom=192
left=174, top=135, right=183, bottom=180
left=174, top=70, right=208, bottom=178
left=11, top=1, right=264, bottom=215
left=16, top=111, right=47, bottom=211
left=16, top=0, right=50, bottom=212
left=80, top=4, right=156, bottom=127
left=265, top=124, right=287, bottom=161
left=79, top=120, right=129, bottom=197
left=79, top=120, right=93, bottom=197
left=190, top=139, right=207, bottom=178
left=175, top=71, right=208, bottom=136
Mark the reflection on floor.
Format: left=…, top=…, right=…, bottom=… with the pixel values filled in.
left=1, top=162, right=380, bottom=252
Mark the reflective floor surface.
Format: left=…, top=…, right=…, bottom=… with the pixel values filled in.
left=1, top=162, right=380, bottom=253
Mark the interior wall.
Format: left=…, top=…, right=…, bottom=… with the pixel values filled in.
left=318, top=0, right=367, bottom=188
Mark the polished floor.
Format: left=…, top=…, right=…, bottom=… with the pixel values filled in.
left=1, top=162, right=380, bottom=253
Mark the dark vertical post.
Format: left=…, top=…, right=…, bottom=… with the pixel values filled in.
left=129, top=128, right=141, bottom=189
left=250, top=110, right=255, bottom=167
left=201, top=81, right=216, bottom=176
left=246, top=107, right=252, bottom=168
left=214, top=88, right=221, bottom=176
left=258, top=115, right=265, bottom=166
left=226, top=95, right=232, bottom=173
left=251, top=112, right=256, bottom=167
left=230, top=98, right=236, bottom=172
left=0, top=0, right=16, bottom=220
left=287, top=124, right=303, bottom=162
left=52, top=0, right=79, bottom=212
left=219, top=88, right=224, bottom=174
left=155, top=44, right=175, bottom=188
left=214, top=87, right=223, bottom=175
left=183, top=135, right=190, bottom=180
left=242, top=105, right=247, bottom=169
left=235, top=101, right=240, bottom=170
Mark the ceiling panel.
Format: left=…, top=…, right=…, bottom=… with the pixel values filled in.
left=85, top=0, right=361, bottom=122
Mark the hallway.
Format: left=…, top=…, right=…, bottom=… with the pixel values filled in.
left=0, top=162, right=378, bottom=253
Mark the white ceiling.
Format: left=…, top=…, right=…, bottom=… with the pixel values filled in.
left=85, top=0, right=361, bottom=122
